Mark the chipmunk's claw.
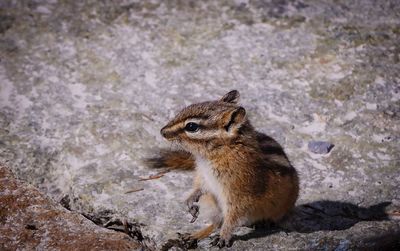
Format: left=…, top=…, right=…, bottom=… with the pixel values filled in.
left=189, top=205, right=199, bottom=223
left=177, top=232, right=192, bottom=241
left=162, top=233, right=198, bottom=250
left=185, top=189, right=202, bottom=223
left=210, top=235, right=232, bottom=248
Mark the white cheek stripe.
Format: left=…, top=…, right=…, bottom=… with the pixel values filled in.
left=186, top=129, right=221, bottom=139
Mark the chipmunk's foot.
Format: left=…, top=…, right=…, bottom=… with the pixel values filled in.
left=162, top=233, right=198, bottom=251
left=210, top=235, right=232, bottom=248
left=188, top=204, right=199, bottom=223
left=177, top=232, right=194, bottom=242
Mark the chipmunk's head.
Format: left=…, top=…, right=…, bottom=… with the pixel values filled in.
left=160, top=90, right=248, bottom=155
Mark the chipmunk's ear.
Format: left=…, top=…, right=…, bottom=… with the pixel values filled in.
left=220, top=90, right=240, bottom=104
left=223, top=107, right=246, bottom=132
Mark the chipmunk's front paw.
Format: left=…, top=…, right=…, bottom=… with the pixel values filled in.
left=188, top=204, right=199, bottom=223
left=186, top=190, right=201, bottom=223
left=210, top=235, right=232, bottom=248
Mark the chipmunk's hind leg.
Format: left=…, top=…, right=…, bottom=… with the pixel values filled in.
left=211, top=210, right=244, bottom=248
left=145, top=150, right=195, bottom=170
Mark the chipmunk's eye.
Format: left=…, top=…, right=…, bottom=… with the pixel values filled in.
left=185, top=122, right=200, bottom=133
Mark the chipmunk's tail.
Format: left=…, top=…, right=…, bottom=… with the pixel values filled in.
left=145, top=150, right=195, bottom=170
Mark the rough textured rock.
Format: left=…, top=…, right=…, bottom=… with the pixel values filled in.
left=0, top=165, right=142, bottom=250
left=0, top=0, right=400, bottom=250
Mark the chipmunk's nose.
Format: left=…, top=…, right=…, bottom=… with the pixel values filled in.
left=160, top=126, right=173, bottom=139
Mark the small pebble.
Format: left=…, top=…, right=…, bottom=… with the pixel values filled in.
left=308, top=141, right=334, bottom=154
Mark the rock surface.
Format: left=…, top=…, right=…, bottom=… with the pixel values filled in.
left=0, top=0, right=400, bottom=250
left=0, top=165, right=142, bottom=250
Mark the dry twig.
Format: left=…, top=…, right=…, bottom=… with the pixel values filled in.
left=124, top=188, right=144, bottom=194
left=139, top=170, right=170, bottom=181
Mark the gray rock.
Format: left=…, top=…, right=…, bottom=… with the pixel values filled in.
left=0, top=0, right=399, bottom=250
left=308, top=141, right=335, bottom=154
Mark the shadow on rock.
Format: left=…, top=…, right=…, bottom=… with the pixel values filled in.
left=237, top=200, right=392, bottom=241
left=286, top=200, right=391, bottom=232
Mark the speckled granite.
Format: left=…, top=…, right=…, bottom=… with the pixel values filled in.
left=0, top=0, right=399, bottom=250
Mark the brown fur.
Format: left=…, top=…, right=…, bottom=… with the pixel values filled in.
left=157, top=90, right=299, bottom=247
left=145, top=150, right=195, bottom=170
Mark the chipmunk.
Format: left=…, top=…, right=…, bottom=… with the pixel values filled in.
left=148, top=90, right=299, bottom=247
